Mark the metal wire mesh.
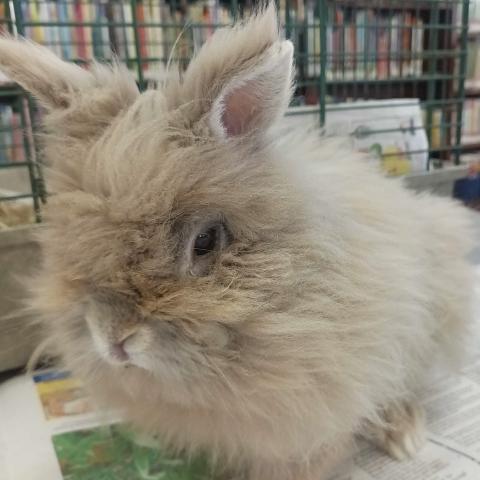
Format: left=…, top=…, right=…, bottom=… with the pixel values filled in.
left=0, top=0, right=13, bottom=34
left=0, top=0, right=472, bottom=217
left=0, top=90, right=44, bottom=222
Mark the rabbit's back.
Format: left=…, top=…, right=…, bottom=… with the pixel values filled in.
left=283, top=135, right=474, bottom=386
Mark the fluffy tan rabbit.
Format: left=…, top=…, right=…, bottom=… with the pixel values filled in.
left=0, top=3, right=475, bottom=479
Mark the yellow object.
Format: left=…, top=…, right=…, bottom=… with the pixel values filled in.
left=36, top=377, right=83, bottom=395
left=381, top=146, right=412, bottom=176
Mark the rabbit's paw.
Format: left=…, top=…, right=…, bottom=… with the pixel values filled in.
left=366, top=401, right=426, bottom=461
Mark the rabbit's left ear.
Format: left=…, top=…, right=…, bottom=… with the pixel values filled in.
left=208, top=40, right=293, bottom=139
left=177, top=3, right=294, bottom=140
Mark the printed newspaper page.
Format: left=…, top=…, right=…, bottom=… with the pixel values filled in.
left=333, top=359, right=480, bottom=480
left=333, top=267, right=480, bottom=480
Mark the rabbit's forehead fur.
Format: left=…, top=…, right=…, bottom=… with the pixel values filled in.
left=42, top=147, right=298, bottom=308
left=42, top=86, right=300, bottom=292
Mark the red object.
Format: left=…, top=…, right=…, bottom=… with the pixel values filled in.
left=332, top=8, right=344, bottom=73
left=377, top=20, right=389, bottom=79
left=74, top=1, right=87, bottom=60
left=136, top=3, right=148, bottom=70
left=402, top=12, right=414, bottom=74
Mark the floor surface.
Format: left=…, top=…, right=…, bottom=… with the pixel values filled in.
left=471, top=212, right=480, bottom=265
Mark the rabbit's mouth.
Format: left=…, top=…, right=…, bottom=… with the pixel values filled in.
left=83, top=287, right=234, bottom=386
left=86, top=319, right=179, bottom=376
left=84, top=309, right=219, bottom=383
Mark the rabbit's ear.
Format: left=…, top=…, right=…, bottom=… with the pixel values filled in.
left=209, top=40, right=293, bottom=139
left=0, top=37, right=139, bottom=120
left=0, top=37, right=94, bottom=110
left=179, top=3, right=294, bottom=139
left=0, top=37, right=140, bottom=192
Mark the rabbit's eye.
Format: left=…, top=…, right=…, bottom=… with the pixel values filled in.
left=194, top=227, right=217, bottom=256
left=183, top=222, right=227, bottom=277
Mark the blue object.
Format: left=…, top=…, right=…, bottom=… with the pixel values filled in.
left=454, top=175, right=480, bottom=203
left=33, top=370, right=71, bottom=383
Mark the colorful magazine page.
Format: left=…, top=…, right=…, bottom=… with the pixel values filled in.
left=33, top=370, right=93, bottom=420
left=52, top=424, right=211, bottom=480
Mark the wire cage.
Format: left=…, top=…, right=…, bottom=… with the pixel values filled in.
left=0, top=0, right=472, bottom=219
left=0, top=0, right=13, bottom=33
left=0, top=2, right=44, bottom=223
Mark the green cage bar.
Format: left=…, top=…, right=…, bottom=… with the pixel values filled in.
left=455, top=0, right=471, bottom=165
left=0, top=89, right=44, bottom=222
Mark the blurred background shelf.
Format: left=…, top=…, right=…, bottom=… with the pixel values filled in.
left=0, top=0, right=476, bottom=218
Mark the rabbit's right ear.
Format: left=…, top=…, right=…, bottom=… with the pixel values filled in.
left=176, top=3, right=293, bottom=141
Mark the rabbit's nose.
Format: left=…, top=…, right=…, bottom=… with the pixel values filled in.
left=110, top=331, right=136, bottom=362
left=111, top=342, right=129, bottom=362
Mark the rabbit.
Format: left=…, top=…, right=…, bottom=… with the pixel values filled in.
left=0, top=3, right=475, bottom=479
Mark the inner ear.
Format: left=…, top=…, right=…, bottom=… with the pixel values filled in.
left=221, top=83, right=260, bottom=137
left=208, top=41, right=294, bottom=141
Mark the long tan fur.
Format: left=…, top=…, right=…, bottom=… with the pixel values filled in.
left=0, top=3, right=474, bottom=479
